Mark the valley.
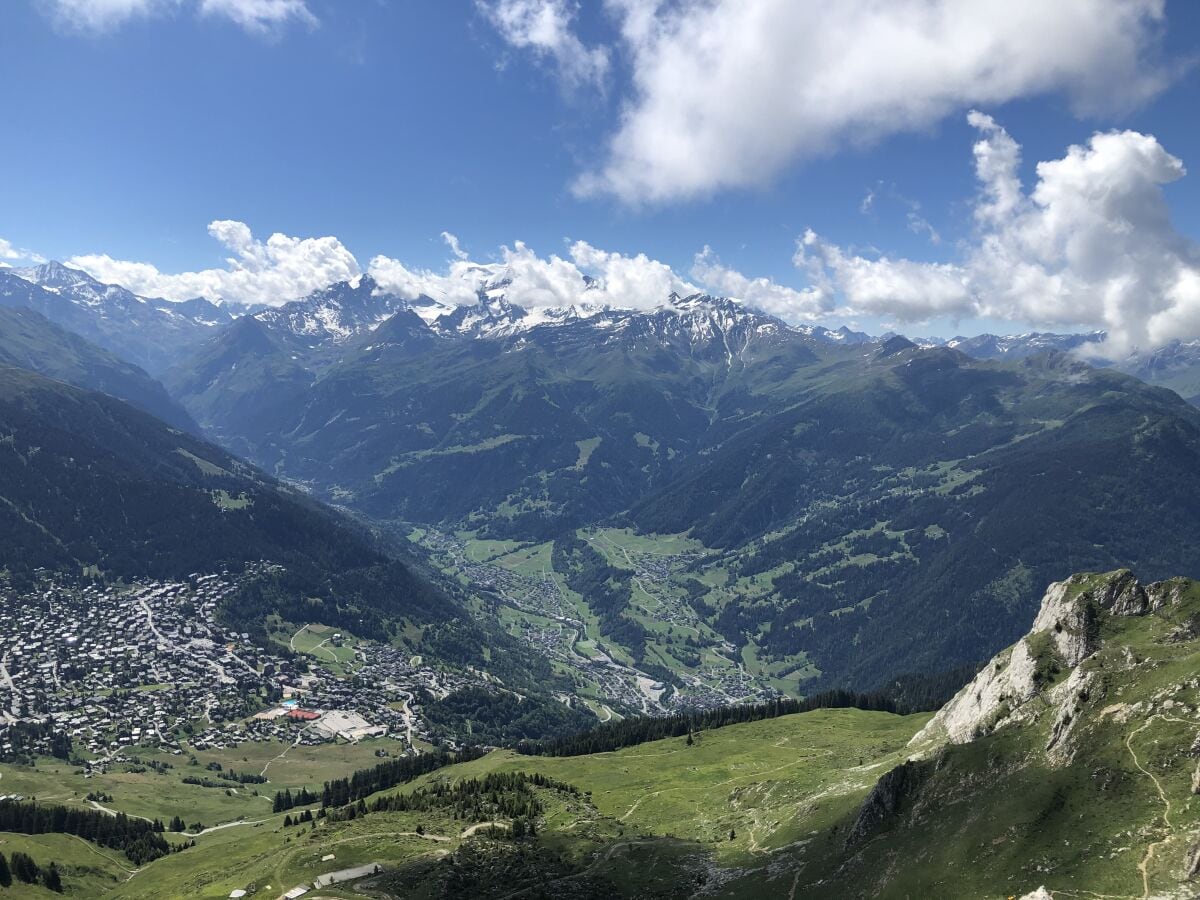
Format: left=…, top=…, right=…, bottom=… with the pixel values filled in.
left=4, top=265, right=1200, bottom=897
left=413, top=526, right=784, bottom=715
left=11, top=9, right=1200, bottom=896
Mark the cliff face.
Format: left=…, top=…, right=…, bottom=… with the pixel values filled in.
left=828, top=569, right=1200, bottom=899
left=911, top=570, right=1173, bottom=750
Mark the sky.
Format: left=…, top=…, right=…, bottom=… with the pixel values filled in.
left=2, top=0, right=1200, bottom=348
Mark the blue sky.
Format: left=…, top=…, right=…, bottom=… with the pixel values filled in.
left=3, top=0, right=1200, bottom=345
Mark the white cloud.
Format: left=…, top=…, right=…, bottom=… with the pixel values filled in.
left=42, top=0, right=174, bottom=32
left=569, top=0, right=1170, bottom=203
left=40, top=0, right=314, bottom=35
left=369, top=238, right=696, bottom=312
left=68, top=220, right=360, bottom=305
left=0, top=238, right=47, bottom=265
left=798, top=114, right=1200, bottom=353
left=478, top=0, right=610, bottom=91
left=441, top=232, right=469, bottom=261
left=197, top=0, right=315, bottom=35
left=691, top=246, right=826, bottom=321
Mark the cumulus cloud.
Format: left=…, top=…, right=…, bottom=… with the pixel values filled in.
left=478, top=0, right=609, bottom=91
left=68, top=220, right=360, bottom=305
left=40, top=0, right=314, bottom=35
left=799, top=114, right=1200, bottom=353
left=691, top=246, right=826, bottom=321
left=566, top=0, right=1170, bottom=203
left=370, top=239, right=696, bottom=312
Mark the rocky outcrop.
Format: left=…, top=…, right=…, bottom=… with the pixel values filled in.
left=1043, top=667, right=1099, bottom=761
left=844, top=758, right=932, bottom=849
left=912, top=570, right=1150, bottom=748
left=1031, top=569, right=1148, bottom=665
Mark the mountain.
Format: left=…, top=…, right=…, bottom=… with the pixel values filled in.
left=163, top=281, right=1200, bottom=694
left=1117, top=338, right=1200, bottom=405
left=943, top=330, right=1107, bottom=359
left=632, top=346, right=1200, bottom=685
left=253, top=274, right=416, bottom=346
left=2, top=263, right=232, bottom=374
left=167, top=284, right=814, bottom=530
left=0, top=305, right=196, bottom=431
left=0, top=364, right=451, bottom=639
left=796, top=568, right=1200, bottom=898
left=940, top=330, right=1200, bottom=408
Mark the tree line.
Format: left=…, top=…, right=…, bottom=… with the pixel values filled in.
left=516, top=685, right=962, bottom=758
left=320, top=746, right=486, bottom=809
left=0, top=798, right=172, bottom=865
left=0, top=850, right=63, bottom=892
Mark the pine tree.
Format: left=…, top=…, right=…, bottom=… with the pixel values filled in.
left=0, top=851, right=11, bottom=887
left=10, top=851, right=40, bottom=884
left=43, top=862, right=64, bottom=893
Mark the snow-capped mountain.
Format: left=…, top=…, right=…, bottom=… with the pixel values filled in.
left=793, top=323, right=874, bottom=345
left=941, top=331, right=1107, bottom=360
left=624, top=292, right=789, bottom=354
left=1116, top=338, right=1200, bottom=404
left=253, top=275, right=416, bottom=345
left=3, top=262, right=232, bottom=374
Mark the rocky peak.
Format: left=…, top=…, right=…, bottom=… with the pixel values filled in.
left=910, top=570, right=1166, bottom=748
left=255, top=275, right=411, bottom=344
left=12, top=260, right=100, bottom=291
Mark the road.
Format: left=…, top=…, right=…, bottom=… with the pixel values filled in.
left=0, top=653, right=17, bottom=722
left=395, top=689, right=418, bottom=752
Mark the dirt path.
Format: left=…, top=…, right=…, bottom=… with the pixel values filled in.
left=260, top=728, right=308, bottom=778
left=462, top=820, right=510, bottom=837
left=193, top=817, right=269, bottom=836
left=88, top=799, right=155, bottom=823
left=1127, top=715, right=1175, bottom=898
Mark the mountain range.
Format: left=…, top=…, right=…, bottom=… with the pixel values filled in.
left=7, top=259, right=1200, bottom=696
left=1, top=263, right=232, bottom=375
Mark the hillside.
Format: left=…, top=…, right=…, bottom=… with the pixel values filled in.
left=0, top=365, right=447, bottom=631
left=0, top=306, right=196, bottom=431
left=0, top=569, right=1185, bottom=899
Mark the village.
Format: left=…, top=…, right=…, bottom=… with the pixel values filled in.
left=416, top=529, right=781, bottom=714
left=0, top=567, right=474, bottom=764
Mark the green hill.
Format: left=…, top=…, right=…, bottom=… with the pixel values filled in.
left=4, top=569, right=1188, bottom=898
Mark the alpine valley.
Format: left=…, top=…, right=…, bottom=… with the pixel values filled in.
left=2, top=263, right=1200, bottom=899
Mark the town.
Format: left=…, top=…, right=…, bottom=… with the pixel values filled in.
left=0, top=566, right=475, bottom=765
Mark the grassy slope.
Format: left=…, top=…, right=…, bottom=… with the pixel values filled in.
left=0, top=708, right=923, bottom=898
left=9, top=574, right=1200, bottom=898
left=765, top=575, right=1200, bottom=899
